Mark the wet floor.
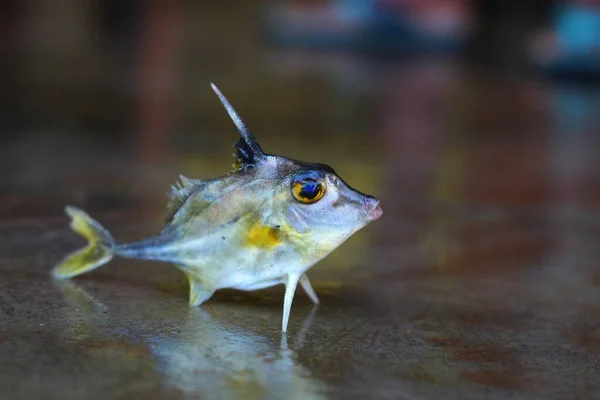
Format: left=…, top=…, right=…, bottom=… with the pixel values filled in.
left=2, top=65, right=600, bottom=399
left=2, top=3, right=600, bottom=399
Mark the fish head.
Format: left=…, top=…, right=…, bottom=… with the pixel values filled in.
left=212, top=83, right=382, bottom=262
left=270, top=158, right=382, bottom=247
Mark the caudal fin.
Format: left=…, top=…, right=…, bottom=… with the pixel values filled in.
left=52, top=206, right=115, bottom=279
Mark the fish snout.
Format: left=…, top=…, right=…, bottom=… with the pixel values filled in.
left=363, top=195, right=383, bottom=221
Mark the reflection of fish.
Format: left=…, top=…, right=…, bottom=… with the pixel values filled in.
left=52, top=83, right=382, bottom=331
left=52, top=279, right=109, bottom=341
left=151, top=307, right=327, bottom=400
left=54, top=281, right=325, bottom=399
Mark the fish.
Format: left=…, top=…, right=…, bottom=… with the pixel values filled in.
left=52, top=83, right=383, bottom=332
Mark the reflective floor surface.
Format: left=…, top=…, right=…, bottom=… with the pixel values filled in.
left=2, top=2, right=600, bottom=395
left=2, top=62, right=600, bottom=399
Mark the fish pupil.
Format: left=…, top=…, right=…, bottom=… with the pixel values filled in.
left=291, top=171, right=326, bottom=203
left=300, top=180, right=320, bottom=199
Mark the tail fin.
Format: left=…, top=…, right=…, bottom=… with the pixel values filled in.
left=52, top=206, right=116, bottom=279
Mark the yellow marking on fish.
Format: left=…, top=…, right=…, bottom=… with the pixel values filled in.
left=68, top=207, right=98, bottom=243
left=246, top=224, right=282, bottom=249
left=54, top=206, right=115, bottom=279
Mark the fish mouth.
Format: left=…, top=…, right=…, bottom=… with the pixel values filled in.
left=363, top=195, right=383, bottom=221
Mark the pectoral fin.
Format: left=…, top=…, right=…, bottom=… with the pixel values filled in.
left=286, top=207, right=310, bottom=233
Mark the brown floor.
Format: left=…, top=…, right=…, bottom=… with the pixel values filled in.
left=2, top=62, right=600, bottom=399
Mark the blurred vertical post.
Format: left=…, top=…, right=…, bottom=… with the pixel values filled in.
left=135, top=0, right=184, bottom=165
left=0, top=0, right=23, bottom=131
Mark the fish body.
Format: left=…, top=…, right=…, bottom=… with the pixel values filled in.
left=53, top=84, right=382, bottom=332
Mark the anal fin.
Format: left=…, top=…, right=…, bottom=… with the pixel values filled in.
left=185, top=273, right=214, bottom=307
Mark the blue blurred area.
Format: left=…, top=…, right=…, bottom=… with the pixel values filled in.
left=556, top=4, right=600, bottom=54
left=532, top=1, right=600, bottom=78
left=261, top=0, right=472, bottom=55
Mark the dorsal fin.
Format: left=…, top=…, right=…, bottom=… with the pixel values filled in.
left=211, top=83, right=265, bottom=168
left=165, top=175, right=205, bottom=223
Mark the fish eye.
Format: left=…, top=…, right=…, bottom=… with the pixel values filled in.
left=291, top=172, right=326, bottom=204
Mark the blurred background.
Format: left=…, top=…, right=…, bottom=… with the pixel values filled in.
left=2, top=1, right=600, bottom=398
left=1, top=0, right=599, bottom=217
left=2, top=0, right=600, bottom=277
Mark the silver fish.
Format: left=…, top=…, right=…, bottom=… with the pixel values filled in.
left=53, top=83, right=383, bottom=332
